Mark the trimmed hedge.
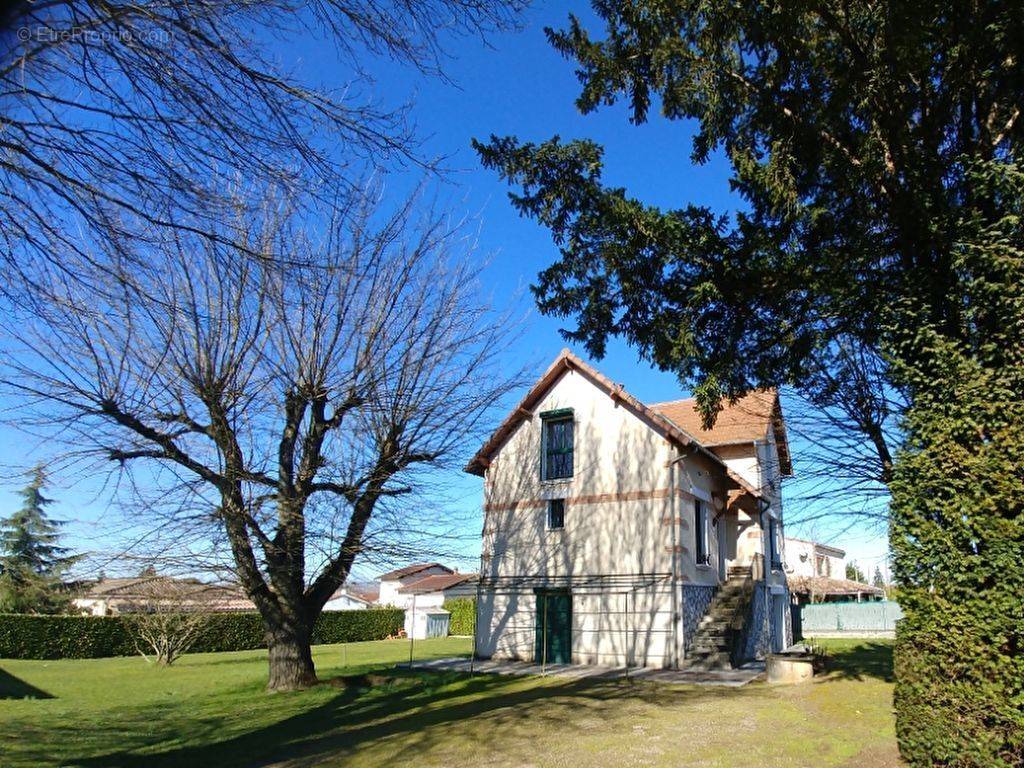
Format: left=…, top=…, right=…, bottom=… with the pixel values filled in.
left=443, top=598, right=475, bottom=636
left=0, top=614, right=135, bottom=659
left=889, top=163, right=1024, bottom=768
left=0, top=607, right=404, bottom=660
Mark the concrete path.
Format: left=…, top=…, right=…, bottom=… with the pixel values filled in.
left=408, top=657, right=765, bottom=687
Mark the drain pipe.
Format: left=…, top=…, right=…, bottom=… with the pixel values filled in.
left=759, top=498, right=772, bottom=657
left=669, top=444, right=681, bottom=668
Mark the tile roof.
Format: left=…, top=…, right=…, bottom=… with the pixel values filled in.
left=788, top=575, right=884, bottom=597
left=398, top=573, right=477, bottom=594
left=77, top=577, right=256, bottom=611
left=650, top=391, right=792, bottom=476
left=378, top=563, right=453, bottom=581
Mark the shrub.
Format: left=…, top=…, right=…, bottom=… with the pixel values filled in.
left=312, top=607, right=404, bottom=644
left=889, top=163, right=1024, bottom=767
left=0, top=607, right=405, bottom=660
left=443, top=598, right=475, bottom=636
left=0, top=614, right=134, bottom=659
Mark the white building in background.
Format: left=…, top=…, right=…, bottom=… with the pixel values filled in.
left=465, top=349, right=794, bottom=670
left=322, top=586, right=377, bottom=611
left=784, top=538, right=885, bottom=604
left=785, top=538, right=846, bottom=579
left=376, top=563, right=455, bottom=608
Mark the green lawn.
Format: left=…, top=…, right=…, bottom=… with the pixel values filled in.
left=0, top=637, right=899, bottom=767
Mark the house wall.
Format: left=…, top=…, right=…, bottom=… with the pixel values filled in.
left=322, top=593, right=369, bottom=611
left=402, top=591, right=445, bottom=609
left=709, top=431, right=792, bottom=655
left=476, top=367, right=740, bottom=668
left=785, top=538, right=846, bottom=579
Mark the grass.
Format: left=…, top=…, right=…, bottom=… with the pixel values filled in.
left=0, top=637, right=898, bottom=767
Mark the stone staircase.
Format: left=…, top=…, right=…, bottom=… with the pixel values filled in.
left=682, top=566, right=753, bottom=671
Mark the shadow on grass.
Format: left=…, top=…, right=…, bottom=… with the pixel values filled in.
left=65, top=665, right=760, bottom=768
left=822, top=641, right=894, bottom=682
left=0, top=666, right=53, bottom=699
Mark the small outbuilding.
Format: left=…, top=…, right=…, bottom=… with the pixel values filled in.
left=405, top=607, right=451, bottom=639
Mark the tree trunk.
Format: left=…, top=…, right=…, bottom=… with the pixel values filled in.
left=266, top=621, right=317, bottom=691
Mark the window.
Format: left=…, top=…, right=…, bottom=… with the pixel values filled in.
left=769, top=518, right=782, bottom=570
left=540, top=410, right=574, bottom=480
left=694, top=499, right=709, bottom=566
left=547, top=498, right=565, bottom=530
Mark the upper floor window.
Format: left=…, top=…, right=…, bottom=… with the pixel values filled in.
left=540, top=409, right=574, bottom=480
left=547, top=498, right=565, bottom=530
left=694, top=499, right=709, bottom=566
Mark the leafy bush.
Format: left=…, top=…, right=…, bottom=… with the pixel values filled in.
left=0, top=607, right=405, bottom=660
left=443, top=598, right=475, bottom=636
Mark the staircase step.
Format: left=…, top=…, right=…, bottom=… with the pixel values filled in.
left=691, top=640, right=730, bottom=653
left=682, top=652, right=732, bottom=670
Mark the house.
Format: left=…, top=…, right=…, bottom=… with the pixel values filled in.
left=376, top=563, right=455, bottom=608
left=785, top=537, right=884, bottom=604
left=322, top=584, right=378, bottom=611
left=72, top=576, right=255, bottom=615
left=398, top=572, right=477, bottom=608
left=466, top=349, right=794, bottom=670
left=785, top=537, right=846, bottom=579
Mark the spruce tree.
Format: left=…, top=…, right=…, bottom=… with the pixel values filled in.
left=0, top=467, right=76, bottom=613
left=872, top=567, right=885, bottom=591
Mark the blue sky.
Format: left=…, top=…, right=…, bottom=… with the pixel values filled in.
left=0, top=2, right=891, bottom=581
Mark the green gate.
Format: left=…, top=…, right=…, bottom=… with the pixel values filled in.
left=534, top=589, right=572, bottom=664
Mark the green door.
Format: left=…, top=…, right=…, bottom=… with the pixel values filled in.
left=534, top=590, right=572, bottom=664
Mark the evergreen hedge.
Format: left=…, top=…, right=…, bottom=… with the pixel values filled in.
left=0, top=607, right=404, bottom=660
left=443, top=597, right=475, bottom=635
left=888, top=162, right=1024, bottom=767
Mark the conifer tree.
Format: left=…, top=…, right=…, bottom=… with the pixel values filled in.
left=0, top=467, right=76, bottom=613
left=872, top=567, right=885, bottom=591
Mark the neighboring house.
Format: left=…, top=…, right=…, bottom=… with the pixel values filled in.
left=466, top=349, right=794, bottom=670
left=399, top=572, right=478, bottom=640
left=784, top=538, right=884, bottom=604
left=398, top=572, right=477, bottom=608
left=786, top=537, right=846, bottom=579
left=377, top=563, right=455, bottom=608
left=72, top=576, right=255, bottom=615
left=322, top=587, right=375, bottom=611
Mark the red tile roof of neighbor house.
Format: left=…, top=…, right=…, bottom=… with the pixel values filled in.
left=464, top=348, right=788, bottom=487
left=78, top=576, right=257, bottom=611
left=377, top=563, right=454, bottom=581
left=398, top=573, right=478, bottom=594
left=789, top=575, right=884, bottom=597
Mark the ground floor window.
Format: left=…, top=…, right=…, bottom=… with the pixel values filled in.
left=547, top=498, right=565, bottom=529
left=695, top=499, right=709, bottom=565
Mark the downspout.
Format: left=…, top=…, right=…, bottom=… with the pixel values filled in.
left=472, top=464, right=492, bottom=671
left=669, top=442, right=680, bottom=668
left=759, top=496, right=772, bottom=657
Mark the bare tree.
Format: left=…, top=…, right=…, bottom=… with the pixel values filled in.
left=0, top=187, right=521, bottom=690
left=0, top=0, right=524, bottom=297
left=126, top=577, right=223, bottom=666
left=782, top=338, right=905, bottom=533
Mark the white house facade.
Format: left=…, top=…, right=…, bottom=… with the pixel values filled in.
left=377, top=563, right=455, bottom=608
left=466, top=350, right=794, bottom=670
left=322, top=589, right=373, bottom=611
left=785, top=538, right=846, bottom=579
